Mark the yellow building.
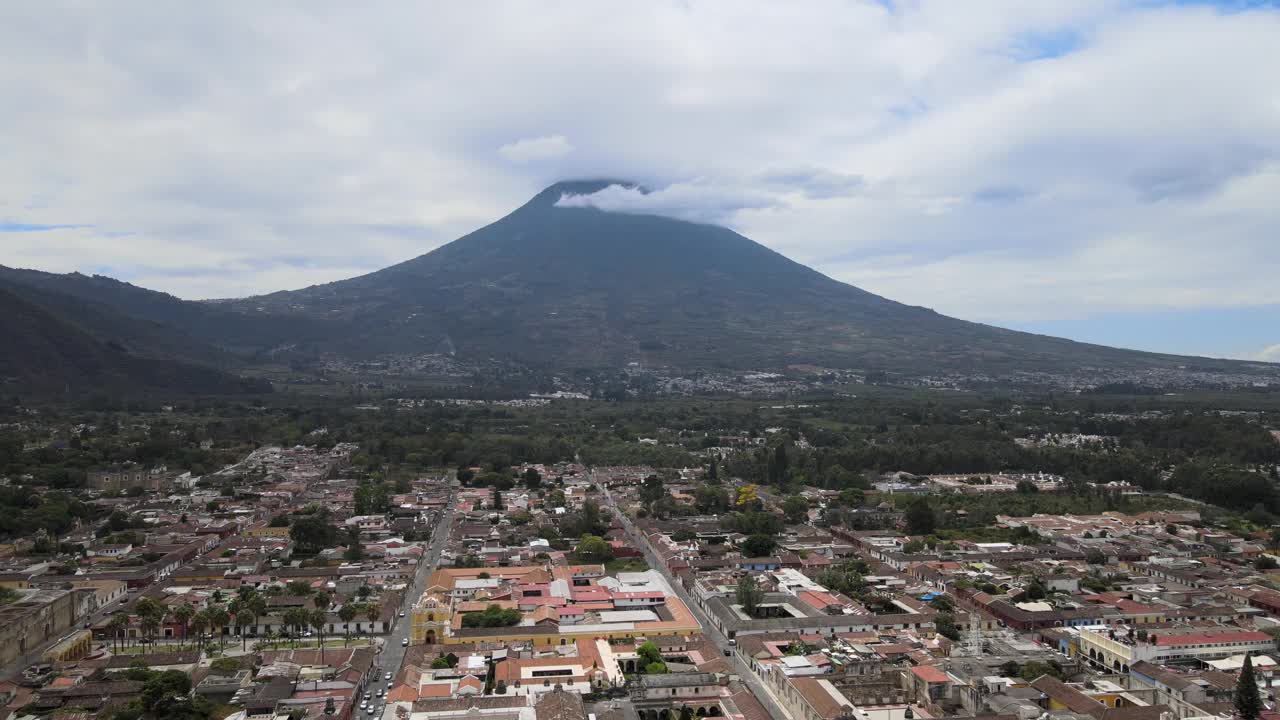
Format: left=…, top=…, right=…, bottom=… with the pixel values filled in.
left=410, top=588, right=453, bottom=645
left=44, top=629, right=93, bottom=662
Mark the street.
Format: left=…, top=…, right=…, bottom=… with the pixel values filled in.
left=376, top=496, right=457, bottom=678
left=598, top=486, right=792, bottom=720
left=354, top=490, right=455, bottom=718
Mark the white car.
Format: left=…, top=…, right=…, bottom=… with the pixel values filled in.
left=401, top=638, right=408, bottom=647
left=398, top=611, right=405, bottom=617
left=384, top=672, right=392, bottom=681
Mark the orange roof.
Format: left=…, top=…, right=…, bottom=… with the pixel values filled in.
left=418, top=683, right=452, bottom=698
left=912, top=665, right=951, bottom=684
left=458, top=675, right=484, bottom=692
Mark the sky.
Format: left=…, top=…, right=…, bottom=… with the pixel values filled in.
left=1, top=1, right=1277, bottom=362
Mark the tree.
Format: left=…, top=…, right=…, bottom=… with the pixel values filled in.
left=741, top=534, right=777, bottom=558
left=1016, top=479, right=1039, bottom=494
left=736, top=574, right=764, bottom=617
left=492, top=488, right=504, bottom=510
left=189, top=610, right=210, bottom=653
left=172, top=603, right=194, bottom=649
left=310, top=609, right=328, bottom=663
left=1237, top=653, right=1263, bottom=720
left=209, top=605, right=230, bottom=649
left=135, top=597, right=164, bottom=646
left=575, top=534, right=614, bottom=563
left=639, top=475, right=665, bottom=507
left=782, top=495, right=809, bottom=524
left=736, top=484, right=761, bottom=510
left=935, top=613, right=960, bottom=641
left=460, top=604, right=522, bottom=628
left=523, top=468, right=542, bottom=490
left=237, top=609, right=255, bottom=650
left=680, top=706, right=695, bottom=720
left=107, top=613, right=130, bottom=653
left=1256, top=555, right=1278, bottom=571
left=1022, top=581, right=1047, bottom=601
left=637, top=641, right=663, bottom=667
left=365, top=602, right=381, bottom=635
left=339, top=603, right=359, bottom=646
left=283, top=608, right=305, bottom=646
left=289, top=511, right=337, bottom=554
left=286, top=580, right=313, bottom=596
left=837, top=488, right=865, bottom=507
left=141, top=669, right=192, bottom=714
left=644, top=661, right=669, bottom=674
left=344, top=526, right=364, bottom=562
left=904, top=499, right=936, bottom=535
left=693, top=485, right=730, bottom=514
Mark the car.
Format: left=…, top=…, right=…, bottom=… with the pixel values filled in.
left=398, top=611, right=405, bottom=617
left=377, top=689, right=384, bottom=698
left=365, top=693, right=371, bottom=701
left=384, top=672, right=392, bottom=681
left=401, top=638, right=408, bottom=647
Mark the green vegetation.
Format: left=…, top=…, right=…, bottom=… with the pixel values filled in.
left=605, top=557, right=650, bottom=574
left=740, top=534, right=777, bottom=558
left=460, top=604, right=522, bottom=628
left=574, top=534, right=614, bottom=563
left=736, top=574, right=764, bottom=617
left=1237, top=654, right=1262, bottom=720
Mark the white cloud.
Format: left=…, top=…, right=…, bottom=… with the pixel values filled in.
left=0, top=0, right=1275, bottom=355
left=1254, top=345, right=1280, bottom=363
left=555, top=181, right=779, bottom=224
left=498, top=134, right=573, bottom=163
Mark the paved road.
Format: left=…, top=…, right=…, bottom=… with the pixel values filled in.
left=599, top=486, right=792, bottom=720
left=362, top=491, right=456, bottom=718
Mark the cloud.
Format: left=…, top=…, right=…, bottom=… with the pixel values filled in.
left=0, top=222, right=92, bottom=232
left=555, top=181, right=779, bottom=224
left=1254, top=344, right=1280, bottom=363
left=498, top=134, right=573, bottom=163
left=0, top=1, right=1277, bottom=355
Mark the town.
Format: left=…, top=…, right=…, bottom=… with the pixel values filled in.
left=0, top=390, right=1278, bottom=720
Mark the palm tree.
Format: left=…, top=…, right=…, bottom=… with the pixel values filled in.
left=209, top=606, right=231, bottom=650
left=283, top=608, right=304, bottom=647
left=314, top=591, right=331, bottom=614
left=248, top=596, right=267, bottom=633
left=237, top=609, right=255, bottom=650
left=365, top=602, right=381, bottom=638
left=310, top=609, right=328, bottom=663
left=172, top=604, right=194, bottom=649
left=338, top=604, right=358, bottom=647
left=190, top=610, right=210, bottom=654
left=107, top=613, right=130, bottom=653
left=140, top=614, right=160, bottom=651
left=134, top=597, right=164, bottom=649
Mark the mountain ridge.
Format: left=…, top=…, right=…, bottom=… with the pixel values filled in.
left=1, top=180, right=1274, bottom=387
left=211, top=181, right=1274, bottom=376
